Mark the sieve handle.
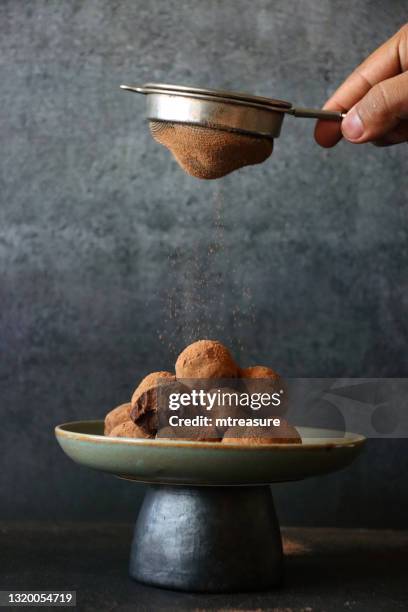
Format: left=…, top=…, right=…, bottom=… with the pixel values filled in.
left=289, top=107, right=346, bottom=120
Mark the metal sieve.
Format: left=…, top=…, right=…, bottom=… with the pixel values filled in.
left=121, top=82, right=346, bottom=178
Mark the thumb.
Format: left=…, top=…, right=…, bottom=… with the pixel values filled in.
left=341, top=71, right=408, bottom=143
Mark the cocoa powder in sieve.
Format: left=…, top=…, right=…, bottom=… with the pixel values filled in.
left=149, top=121, right=273, bottom=179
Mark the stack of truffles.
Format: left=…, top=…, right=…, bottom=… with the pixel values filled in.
left=104, top=339, right=301, bottom=445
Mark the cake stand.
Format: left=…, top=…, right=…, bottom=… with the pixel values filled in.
left=55, top=421, right=365, bottom=593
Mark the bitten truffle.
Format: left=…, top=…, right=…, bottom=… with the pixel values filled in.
left=131, top=371, right=181, bottom=436
left=104, top=403, right=132, bottom=435
left=222, top=420, right=301, bottom=445
left=109, top=420, right=154, bottom=439
left=175, top=340, right=238, bottom=384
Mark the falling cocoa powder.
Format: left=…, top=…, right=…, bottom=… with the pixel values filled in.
left=157, top=187, right=256, bottom=359
left=150, top=121, right=273, bottom=179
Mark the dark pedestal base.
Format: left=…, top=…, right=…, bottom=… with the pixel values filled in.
left=129, top=485, right=283, bottom=593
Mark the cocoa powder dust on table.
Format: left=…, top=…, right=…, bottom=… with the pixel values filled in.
left=150, top=121, right=274, bottom=180
left=157, top=185, right=256, bottom=360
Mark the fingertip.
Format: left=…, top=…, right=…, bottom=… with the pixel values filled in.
left=341, top=108, right=365, bottom=142
left=314, top=120, right=343, bottom=148
left=314, top=98, right=347, bottom=147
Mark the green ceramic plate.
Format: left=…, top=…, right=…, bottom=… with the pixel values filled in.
left=55, top=420, right=365, bottom=486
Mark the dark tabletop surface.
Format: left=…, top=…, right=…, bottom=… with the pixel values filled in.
left=2, top=522, right=407, bottom=612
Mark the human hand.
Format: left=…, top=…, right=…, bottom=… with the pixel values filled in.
left=315, top=24, right=408, bottom=147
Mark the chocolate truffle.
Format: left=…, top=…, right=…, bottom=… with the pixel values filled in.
left=239, top=365, right=281, bottom=393
left=222, top=421, right=301, bottom=445
left=109, top=420, right=154, bottom=439
left=104, top=403, right=132, bottom=435
left=206, top=387, right=248, bottom=434
left=240, top=365, right=280, bottom=381
left=175, top=340, right=238, bottom=385
left=239, top=365, right=287, bottom=414
left=156, top=425, right=222, bottom=442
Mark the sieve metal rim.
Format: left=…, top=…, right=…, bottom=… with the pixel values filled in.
left=121, top=83, right=293, bottom=114
left=144, top=91, right=285, bottom=138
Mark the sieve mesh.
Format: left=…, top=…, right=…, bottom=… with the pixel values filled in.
left=149, top=121, right=274, bottom=179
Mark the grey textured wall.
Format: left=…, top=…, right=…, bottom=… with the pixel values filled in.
left=1, top=0, right=407, bottom=527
